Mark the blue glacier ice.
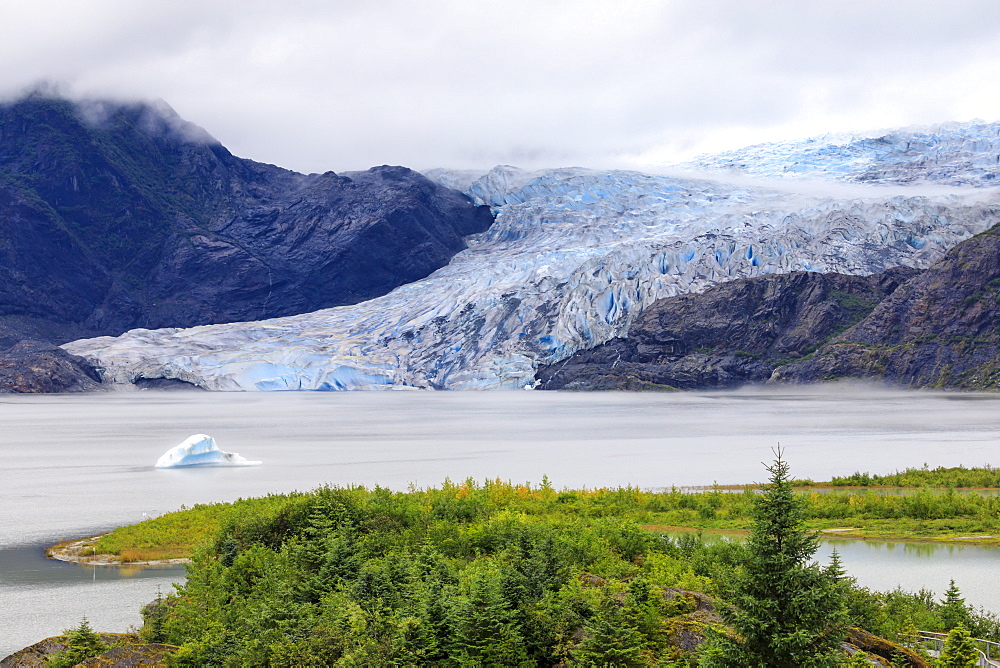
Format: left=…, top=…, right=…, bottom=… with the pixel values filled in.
left=63, top=121, right=1000, bottom=391
left=682, top=121, right=1000, bottom=186
left=155, top=434, right=261, bottom=468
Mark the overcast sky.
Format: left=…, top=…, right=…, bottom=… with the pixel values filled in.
left=3, top=0, right=1000, bottom=174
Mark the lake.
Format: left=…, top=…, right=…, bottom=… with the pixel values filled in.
left=3, top=386, right=1000, bottom=657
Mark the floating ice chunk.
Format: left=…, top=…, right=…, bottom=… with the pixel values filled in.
left=155, top=434, right=261, bottom=468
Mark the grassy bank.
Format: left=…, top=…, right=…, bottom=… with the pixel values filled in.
left=91, top=492, right=307, bottom=561
left=79, top=467, right=1000, bottom=563
left=820, top=464, right=1000, bottom=488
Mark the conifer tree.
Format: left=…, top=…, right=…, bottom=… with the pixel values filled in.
left=938, top=623, right=980, bottom=667
left=410, top=543, right=455, bottom=663
left=47, top=617, right=109, bottom=668
left=822, top=548, right=848, bottom=583
left=706, top=448, right=847, bottom=667
left=573, top=599, right=648, bottom=668
left=448, top=562, right=529, bottom=666
left=940, top=580, right=972, bottom=632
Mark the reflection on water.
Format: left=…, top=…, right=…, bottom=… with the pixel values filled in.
left=2, top=387, right=1000, bottom=657
left=0, top=542, right=184, bottom=660
left=666, top=530, right=1000, bottom=613
left=823, top=538, right=979, bottom=558
left=0, top=543, right=184, bottom=588
left=821, top=538, right=1000, bottom=610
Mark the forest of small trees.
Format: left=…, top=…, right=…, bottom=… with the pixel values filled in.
left=87, top=454, right=998, bottom=666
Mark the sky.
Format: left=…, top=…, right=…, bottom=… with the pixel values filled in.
left=3, top=0, right=1000, bottom=174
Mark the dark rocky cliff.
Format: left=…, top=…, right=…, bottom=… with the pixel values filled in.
left=772, top=223, right=1000, bottom=388
left=0, top=340, right=102, bottom=393
left=536, top=268, right=917, bottom=391
left=0, top=94, right=493, bottom=342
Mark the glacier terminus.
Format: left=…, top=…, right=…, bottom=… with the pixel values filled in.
left=64, top=122, right=1000, bottom=391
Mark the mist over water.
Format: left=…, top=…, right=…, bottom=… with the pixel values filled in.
left=3, top=387, right=1000, bottom=657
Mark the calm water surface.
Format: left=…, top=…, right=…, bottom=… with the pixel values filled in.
left=3, top=387, right=1000, bottom=657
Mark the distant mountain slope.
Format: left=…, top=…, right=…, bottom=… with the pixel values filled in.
left=534, top=267, right=918, bottom=391
left=0, top=94, right=493, bottom=345
left=772, top=224, right=1000, bottom=389
left=64, top=148, right=1000, bottom=391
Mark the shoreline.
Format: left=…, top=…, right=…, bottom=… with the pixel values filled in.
left=47, top=523, right=1000, bottom=570
left=46, top=535, right=190, bottom=567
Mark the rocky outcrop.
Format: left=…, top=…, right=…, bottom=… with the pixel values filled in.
left=536, top=268, right=917, bottom=391
left=0, top=634, right=178, bottom=667
left=0, top=94, right=493, bottom=345
left=660, top=587, right=722, bottom=654
left=773, top=223, right=1000, bottom=388
left=845, top=627, right=929, bottom=667
left=0, top=340, right=102, bottom=393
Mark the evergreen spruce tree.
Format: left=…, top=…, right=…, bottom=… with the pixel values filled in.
left=940, top=580, right=972, bottom=632
left=573, top=600, right=648, bottom=668
left=448, top=562, right=529, bottom=666
left=938, top=623, right=980, bottom=667
left=141, top=587, right=168, bottom=643
left=822, top=548, right=848, bottom=583
left=47, top=617, right=109, bottom=668
left=410, top=543, right=456, bottom=663
left=706, top=449, right=847, bottom=667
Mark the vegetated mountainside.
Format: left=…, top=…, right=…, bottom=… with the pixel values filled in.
left=65, top=122, right=1000, bottom=391
left=772, top=222, right=1000, bottom=389
left=0, top=93, right=493, bottom=342
left=535, top=267, right=917, bottom=390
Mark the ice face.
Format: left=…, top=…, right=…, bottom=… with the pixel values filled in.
left=63, top=122, right=1000, bottom=392
left=154, top=434, right=261, bottom=468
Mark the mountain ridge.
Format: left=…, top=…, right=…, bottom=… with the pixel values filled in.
left=534, top=267, right=920, bottom=391
left=771, top=223, right=1000, bottom=389
left=0, top=93, right=493, bottom=342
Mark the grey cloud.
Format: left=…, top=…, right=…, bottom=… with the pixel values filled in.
left=1, top=0, right=999, bottom=173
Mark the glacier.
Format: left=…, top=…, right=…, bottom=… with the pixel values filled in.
left=63, top=122, right=1000, bottom=391
left=683, top=120, right=1000, bottom=186
left=155, top=434, right=261, bottom=468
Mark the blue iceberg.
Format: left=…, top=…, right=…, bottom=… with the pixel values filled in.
left=155, top=434, right=261, bottom=468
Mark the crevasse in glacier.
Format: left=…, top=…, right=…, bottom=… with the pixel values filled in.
left=64, top=122, right=1000, bottom=391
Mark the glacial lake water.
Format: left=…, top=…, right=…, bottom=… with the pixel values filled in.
left=3, top=386, right=1000, bottom=658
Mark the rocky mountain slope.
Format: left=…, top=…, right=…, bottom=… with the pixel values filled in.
left=0, top=94, right=492, bottom=392
left=0, top=340, right=103, bottom=393
left=771, top=224, right=1000, bottom=389
left=0, top=94, right=493, bottom=343
left=536, top=120, right=1000, bottom=393
left=64, top=124, right=1000, bottom=391
left=535, top=267, right=918, bottom=391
